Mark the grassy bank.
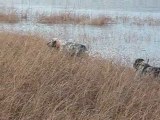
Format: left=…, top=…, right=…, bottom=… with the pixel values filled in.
left=0, top=32, right=160, bottom=120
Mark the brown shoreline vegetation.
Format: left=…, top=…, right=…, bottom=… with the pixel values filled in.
left=37, top=12, right=160, bottom=26
left=37, top=13, right=115, bottom=26
left=0, top=32, right=160, bottom=120
left=0, top=11, right=20, bottom=23
left=1, top=9, right=160, bottom=26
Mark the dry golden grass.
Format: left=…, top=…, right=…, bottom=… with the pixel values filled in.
left=37, top=13, right=114, bottom=26
left=0, top=11, right=20, bottom=23
left=0, top=32, right=160, bottom=120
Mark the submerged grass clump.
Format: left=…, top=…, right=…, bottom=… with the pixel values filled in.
left=0, top=32, right=160, bottom=120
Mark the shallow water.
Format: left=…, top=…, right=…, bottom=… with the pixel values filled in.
left=1, top=0, right=160, bottom=66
